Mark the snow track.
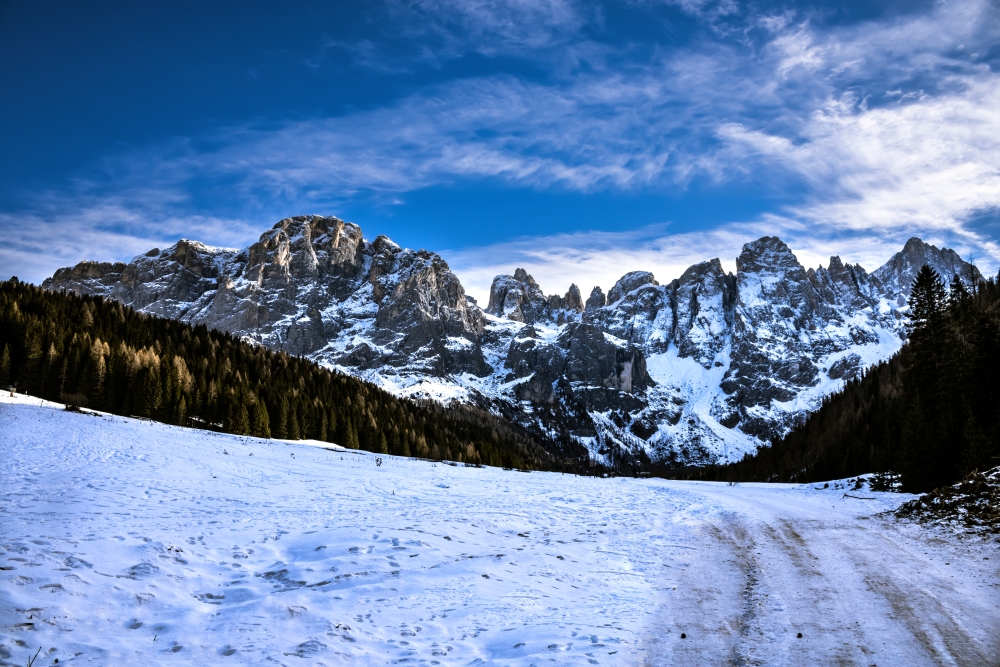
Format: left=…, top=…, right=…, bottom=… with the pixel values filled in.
left=1, top=394, right=997, bottom=666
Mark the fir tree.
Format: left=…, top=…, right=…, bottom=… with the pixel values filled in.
left=21, top=330, right=42, bottom=393
left=176, top=394, right=188, bottom=426
left=0, top=343, right=9, bottom=388
left=274, top=397, right=288, bottom=439
left=81, top=302, right=94, bottom=328
left=234, top=402, right=251, bottom=435
left=899, top=266, right=951, bottom=491
left=318, top=410, right=328, bottom=442
left=252, top=400, right=271, bottom=438
left=345, top=418, right=359, bottom=449
left=140, top=367, right=162, bottom=418
left=288, top=402, right=301, bottom=440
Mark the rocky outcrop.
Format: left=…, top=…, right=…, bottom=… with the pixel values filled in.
left=721, top=237, right=824, bottom=437
left=585, top=286, right=606, bottom=310
left=585, top=278, right=670, bottom=353
left=44, top=260, right=128, bottom=296
left=486, top=268, right=583, bottom=325
left=547, top=283, right=585, bottom=315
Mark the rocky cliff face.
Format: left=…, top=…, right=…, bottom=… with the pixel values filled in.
left=44, top=216, right=983, bottom=467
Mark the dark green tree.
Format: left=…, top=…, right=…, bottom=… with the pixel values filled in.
left=252, top=399, right=271, bottom=438
left=0, top=343, right=9, bottom=388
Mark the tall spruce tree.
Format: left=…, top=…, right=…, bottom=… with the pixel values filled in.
left=900, top=265, right=950, bottom=491
left=252, top=399, right=271, bottom=438
left=0, top=343, right=9, bottom=388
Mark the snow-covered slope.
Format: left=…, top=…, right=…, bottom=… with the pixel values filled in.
left=3, top=394, right=998, bottom=666
left=43, top=217, right=982, bottom=466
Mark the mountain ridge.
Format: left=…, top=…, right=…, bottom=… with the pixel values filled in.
left=42, top=215, right=983, bottom=467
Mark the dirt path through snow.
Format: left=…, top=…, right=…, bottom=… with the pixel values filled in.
left=645, top=482, right=1000, bottom=666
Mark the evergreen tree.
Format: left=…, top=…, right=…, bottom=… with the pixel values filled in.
left=21, top=330, right=42, bottom=393
left=81, top=302, right=94, bottom=328
left=234, top=402, right=251, bottom=435
left=274, top=397, right=288, bottom=439
left=140, top=367, right=162, bottom=418
left=0, top=343, right=9, bottom=388
left=345, top=418, right=359, bottom=449
left=288, top=402, right=301, bottom=440
left=899, top=266, right=951, bottom=491
left=318, top=410, right=328, bottom=442
left=176, top=394, right=188, bottom=426
left=252, top=400, right=271, bottom=438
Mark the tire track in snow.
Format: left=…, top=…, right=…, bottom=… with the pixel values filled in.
left=642, top=482, right=1000, bottom=666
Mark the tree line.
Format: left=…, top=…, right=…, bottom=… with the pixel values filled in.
left=685, top=266, right=1000, bottom=492
left=0, top=278, right=560, bottom=470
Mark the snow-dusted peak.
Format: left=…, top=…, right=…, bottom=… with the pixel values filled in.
left=873, top=236, right=982, bottom=301
left=608, top=270, right=658, bottom=304
left=486, top=268, right=584, bottom=325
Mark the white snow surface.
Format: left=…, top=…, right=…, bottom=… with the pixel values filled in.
left=2, top=393, right=999, bottom=666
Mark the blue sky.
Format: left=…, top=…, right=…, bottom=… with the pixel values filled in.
left=2, top=0, right=999, bottom=301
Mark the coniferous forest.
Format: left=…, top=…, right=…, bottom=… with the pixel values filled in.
left=0, top=279, right=565, bottom=470
left=694, top=267, right=1000, bottom=492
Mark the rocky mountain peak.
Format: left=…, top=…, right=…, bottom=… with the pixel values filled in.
left=736, top=236, right=804, bottom=276
left=608, top=271, right=658, bottom=304
left=486, top=269, right=583, bottom=324
left=486, top=268, right=549, bottom=323
left=873, top=236, right=982, bottom=301
left=585, top=286, right=606, bottom=310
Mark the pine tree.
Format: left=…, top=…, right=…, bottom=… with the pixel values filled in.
left=345, top=418, right=359, bottom=449
left=81, top=302, right=94, bottom=328
left=0, top=343, right=9, bottom=388
left=21, top=330, right=42, bottom=393
left=141, top=368, right=162, bottom=418
left=274, top=397, right=288, bottom=439
left=318, top=410, right=328, bottom=442
left=176, top=394, right=188, bottom=426
left=288, top=402, right=301, bottom=440
left=899, top=265, right=952, bottom=491
left=252, top=400, right=271, bottom=438
left=234, top=402, right=251, bottom=435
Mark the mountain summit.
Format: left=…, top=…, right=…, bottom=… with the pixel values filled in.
left=44, top=215, right=982, bottom=467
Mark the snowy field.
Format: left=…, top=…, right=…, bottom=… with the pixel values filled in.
left=1, top=393, right=998, bottom=666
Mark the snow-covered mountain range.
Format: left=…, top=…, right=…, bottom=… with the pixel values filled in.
left=43, top=215, right=982, bottom=466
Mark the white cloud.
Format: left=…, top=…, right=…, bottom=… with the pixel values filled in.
left=0, top=199, right=258, bottom=284
left=718, top=76, right=1000, bottom=269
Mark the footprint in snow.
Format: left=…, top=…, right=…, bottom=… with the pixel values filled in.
left=127, top=562, right=160, bottom=578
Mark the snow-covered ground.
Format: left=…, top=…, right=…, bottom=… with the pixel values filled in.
left=1, top=393, right=997, bottom=666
